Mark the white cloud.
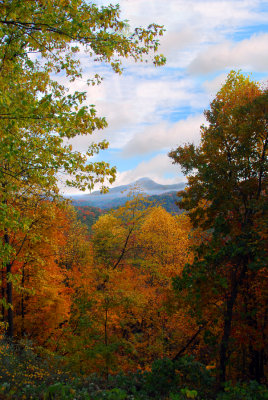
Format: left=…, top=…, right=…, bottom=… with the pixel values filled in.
left=191, top=0, right=266, bottom=27
left=203, top=72, right=229, bottom=95
left=65, top=71, right=207, bottom=153
left=160, top=27, right=199, bottom=56
left=122, top=114, right=205, bottom=157
left=188, top=33, right=268, bottom=74
left=58, top=0, right=267, bottom=194
left=113, top=154, right=185, bottom=186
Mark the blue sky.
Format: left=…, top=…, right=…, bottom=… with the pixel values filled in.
left=63, top=0, right=268, bottom=193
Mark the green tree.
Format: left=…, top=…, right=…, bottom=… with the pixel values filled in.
left=169, top=71, right=267, bottom=384
left=0, top=0, right=165, bottom=192
left=0, top=0, right=165, bottom=337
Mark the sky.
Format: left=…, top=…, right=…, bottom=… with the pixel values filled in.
left=64, top=0, right=268, bottom=193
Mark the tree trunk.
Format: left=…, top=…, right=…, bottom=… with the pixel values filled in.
left=4, top=231, right=13, bottom=339
left=219, top=291, right=236, bottom=384
left=104, top=306, right=109, bottom=380
left=1, top=268, right=5, bottom=322
left=21, top=263, right=25, bottom=336
left=173, top=324, right=205, bottom=361
left=219, top=261, right=247, bottom=385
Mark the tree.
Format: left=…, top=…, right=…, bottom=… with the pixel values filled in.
left=92, top=193, right=154, bottom=269
left=0, top=199, right=74, bottom=341
left=0, top=0, right=165, bottom=196
left=0, top=0, right=165, bottom=338
left=169, top=71, right=267, bottom=384
left=0, top=0, right=165, bottom=190
left=78, top=202, right=195, bottom=373
left=138, top=207, right=192, bottom=283
left=87, top=194, right=155, bottom=375
left=137, top=207, right=197, bottom=362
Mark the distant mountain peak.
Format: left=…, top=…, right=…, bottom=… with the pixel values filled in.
left=135, top=177, right=152, bottom=183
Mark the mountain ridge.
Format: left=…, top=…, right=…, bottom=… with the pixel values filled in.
left=70, top=177, right=185, bottom=209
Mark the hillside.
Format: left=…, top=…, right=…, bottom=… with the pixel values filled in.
left=75, top=205, right=104, bottom=232
left=74, top=191, right=182, bottom=232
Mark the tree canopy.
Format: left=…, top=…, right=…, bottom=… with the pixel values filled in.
left=0, top=0, right=165, bottom=194
left=0, top=0, right=166, bottom=338
left=169, top=70, right=268, bottom=384
left=0, top=1, right=267, bottom=394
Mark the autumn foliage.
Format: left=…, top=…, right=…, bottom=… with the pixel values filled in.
left=0, top=0, right=267, bottom=395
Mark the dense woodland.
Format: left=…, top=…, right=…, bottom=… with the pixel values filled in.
left=0, top=1, right=267, bottom=399
left=75, top=192, right=181, bottom=232
left=76, top=205, right=104, bottom=232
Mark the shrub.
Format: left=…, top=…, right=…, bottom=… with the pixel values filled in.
left=216, top=381, right=268, bottom=400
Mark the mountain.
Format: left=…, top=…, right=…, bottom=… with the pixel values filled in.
left=70, top=177, right=185, bottom=209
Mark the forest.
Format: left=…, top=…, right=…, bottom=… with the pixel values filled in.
left=0, top=1, right=267, bottom=399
